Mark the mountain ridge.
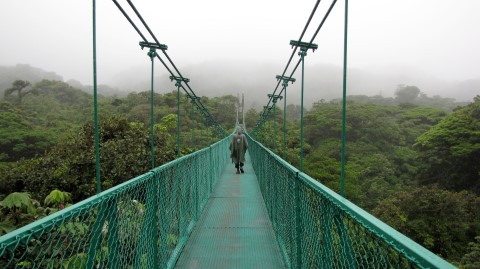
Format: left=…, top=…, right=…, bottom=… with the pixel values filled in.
left=1, top=63, right=478, bottom=108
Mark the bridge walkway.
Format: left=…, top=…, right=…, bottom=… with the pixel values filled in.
left=175, top=153, right=286, bottom=268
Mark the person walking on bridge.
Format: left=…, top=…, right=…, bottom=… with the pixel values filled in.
left=230, top=128, right=248, bottom=174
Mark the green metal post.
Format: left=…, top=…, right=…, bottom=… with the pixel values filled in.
left=93, top=0, right=101, bottom=194
left=149, top=48, right=156, bottom=169
left=169, top=76, right=189, bottom=157
left=299, top=49, right=306, bottom=172
left=290, top=40, right=317, bottom=171
left=283, top=86, right=287, bottom=160
left=262, top=108, right=268, bottom=146
left=177, top=84, right=181, bottom=157
left=191, top=100, right=195, bottom=150
left=268, top=94, right=282, bottom=153
left=202, top=115, right=206, bottom=148
left=266, top=114, right=269, bottom=146
left=274, top=103, right=276, bottom=152
left=341, top=0, right=349, bottom=197
left=189, top=97, right=199, bottom=150
left=264, top=116, right=267, bottom=145
left=276, top=75, right=295, bottom=160
left=140, top=41, right=167, bottom=166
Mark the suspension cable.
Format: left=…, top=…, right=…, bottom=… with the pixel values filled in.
left=255, top=0, right=339, bottom=131
left=309, top=0, right=338, bottom=44
left=111, top=0, right=175, bottom=76
left=111, top=0, right=226, bottom=135
left=111, top=0, right=147, bottom=41
left=126, top=1, right=197, bottom=100
left=127, top=0, right=226, bottom=134
left=274, top=0, right=338, bottom=100
left=260, top=0, right=322, bottom=117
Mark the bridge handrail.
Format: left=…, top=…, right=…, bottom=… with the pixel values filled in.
left=0, top=136, right=230, bottom=268
left=247, top=134, right=455, bottom=269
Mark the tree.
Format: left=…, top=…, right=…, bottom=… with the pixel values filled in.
left=205, top=95, right=237, bottom=129
left=4, top=80, right=35, bottom=105
left=415, top=96, right=480, bottom=193
left=244, top=108, right=259, bottom=131
left=286, top=104, right=303, bottom=121
left=394, top=85, right=420, bottom=103
left=398, top=106, right=446, bottom=145
left=0, top=112, right=53, bottom=161
left=0, top=116, right=176, bottom=202
left=372, top=186, right=480, bottom=262
left=461, top=236, right=480, bottom=269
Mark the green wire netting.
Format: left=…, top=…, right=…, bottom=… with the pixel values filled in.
left=0, top=137, right=229, bottom=269
left=247, top=134, right=455, bottom=269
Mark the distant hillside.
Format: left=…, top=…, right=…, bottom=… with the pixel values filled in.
left=0, top=79, right=94, bottom=162
left=0, top=64, right=62, bottom=94
left=2, top=63, right=478, bottom=106
left=106, top=61, right=480, bottom=109
left=66, top=79, right=127, bottom=97
left=0, top=64, right=125, bottom=97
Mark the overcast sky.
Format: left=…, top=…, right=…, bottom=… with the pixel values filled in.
left=1, top=0, right=479, bottom=87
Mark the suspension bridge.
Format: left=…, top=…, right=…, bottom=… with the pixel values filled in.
left=0, top=0, right=457, bottom=268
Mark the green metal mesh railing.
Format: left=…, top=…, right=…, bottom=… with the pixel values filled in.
left=0, top=136, right=229, bottom=269
left=247, top=134, right=455, bottom=269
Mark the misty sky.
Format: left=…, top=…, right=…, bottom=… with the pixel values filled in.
left=1, top=0, right=479, bottom=89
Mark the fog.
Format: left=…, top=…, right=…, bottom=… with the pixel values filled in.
left=1, top=0, right=479, bottom=105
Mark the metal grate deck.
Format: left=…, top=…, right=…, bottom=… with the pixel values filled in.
left=174, top=153, right=286, bottom=268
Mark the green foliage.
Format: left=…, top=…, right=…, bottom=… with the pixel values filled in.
left=395, top=84, right=420, bottom=103
left=245, top=108, right=259, bottom=130
left=335, top=86, right=467, bottom=112
left=4, top=80, right=33, bottom=105
left=299, top=100, right=453, bottom=209
left=0, top=192, right=36, bottom=215
left=0, top=102, right=55, bottom=161
left=461, top=236, right=480, bottom=269
left=0, top=220, right=16, bottom=235
left=341, top=94, right=397, bottom=106
left=1, top=74, right=475, bottom=265
left=44, top=190, right=72, bottom=209
left=0, top=64, right=63, bottom=95
left=203, top=94, right=237, bottom=129
left=63, top=253, right=87, bottom=269
left=167, top=233, right=179, bottom=247
left=159, top=113, right=178, bottom=137
left=0, top=116, right=177, bottom=202
left=294, top=97, right=479, bottom=263
left=304, top=101, right=401, bottom=149
left=372, top=186, right=480, bottom=262
left=0, top=80, right=95, bottom=162
left=0, top=192, right=37, bottom=229
left=415, top=96, right=480, bottom=193
left=398, top=106, right=446, bottom=145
